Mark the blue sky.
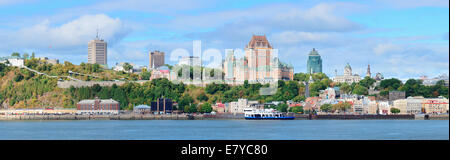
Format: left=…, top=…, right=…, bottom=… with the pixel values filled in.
left=0, top=0, right=448, bottom=80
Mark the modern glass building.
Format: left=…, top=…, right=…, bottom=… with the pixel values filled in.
left=307, top=48, right=322, bottom=74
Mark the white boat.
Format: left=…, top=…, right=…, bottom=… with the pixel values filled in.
left=244, top=108, right=295, bottom=120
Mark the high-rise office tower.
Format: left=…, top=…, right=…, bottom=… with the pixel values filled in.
left=306, top=48, right=322, bottom=74
left=149, top=50, right=165, bottom=69
left=88, top=33, right=107, bottom=65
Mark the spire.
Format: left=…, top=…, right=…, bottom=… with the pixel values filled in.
left=366, top=63, right=371, bottom=78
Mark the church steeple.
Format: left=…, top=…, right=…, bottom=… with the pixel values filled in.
left=366, top=64, right=371, bottom=78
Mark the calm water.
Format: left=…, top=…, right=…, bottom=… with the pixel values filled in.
left=0, top=120, right=448, bottom=140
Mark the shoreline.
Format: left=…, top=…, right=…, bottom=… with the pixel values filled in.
left=1, top=114, right=448, bottom=121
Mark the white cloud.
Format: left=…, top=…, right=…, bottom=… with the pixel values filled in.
left=373, top=43, right=403, bottom=55
left=167, top=3, right=363, bottom=32
left=0, top=0, right=33, bottom=6
left=376, top=0, right=449, bottom=8
left=1, top=14, right=130, bottom=50
left=271, top=31, right=333, bottom=44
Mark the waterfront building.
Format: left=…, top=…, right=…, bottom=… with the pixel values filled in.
left=133, top=105, right=151, bottom=114
left=423, top=97, right=449, bottom=114
left=393, top=99, right=407, bottom=114
left=378, top=101, right=391, bottom=115
left=149, top=50, right=165, bottom=69
left=150, top=98, right=173, bottom=114
left=212, top=103, right=226, bottom=113
left=306, top=48, right=322, bottom=74
left=0, top=56, right=24, bottom=68
left=178, top=56, right=201, bottom=67
left=223, top=35, right=294, bottom=84
left=88, top=34, right=107, bottom=66
left=333, top=63, right=361, bottom=84
left=76, top=97, right=120, bottom=115
left=228, top=99, right=257, bottom=114
left=394, top=96, right=425, bottom=114
left=368, top=101, right=378, bottom=114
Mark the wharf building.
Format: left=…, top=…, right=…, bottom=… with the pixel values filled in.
left=223, top=35, right=294, bottom=85
left=149, top=50, right=165, bottom=69
left=151, top=98, right=173, bottom=114
left=76, top=97, right=120, bottom=114
left=88, top=34, right=107, bottom=66
left=306, top=48, right=322, bottom=74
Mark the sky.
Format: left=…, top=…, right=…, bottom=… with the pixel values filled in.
left=0, top=0, right=448, bottom=80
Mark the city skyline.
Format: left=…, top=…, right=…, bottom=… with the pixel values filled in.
left=0, top=0, right=448, bottom=80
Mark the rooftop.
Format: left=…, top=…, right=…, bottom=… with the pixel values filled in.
left=246, top=35, right=272, bottom=49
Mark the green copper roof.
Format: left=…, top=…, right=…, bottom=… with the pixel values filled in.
left=345, top=63, right=351, bottom=69
left=309, top=48, right=320, bottom=56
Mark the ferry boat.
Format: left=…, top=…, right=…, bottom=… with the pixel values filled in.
left=244, top=108, right=295, bottom=120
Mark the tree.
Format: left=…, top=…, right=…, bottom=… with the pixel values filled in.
left=140, top=71, right=151, bottom=80
left=332, top=102, right=352, bottom=113
left=289, top=106, right=303, bottom=113
left=197, top=92, right=209, bottom=102
left=200, top=103, right=212, bottom=113
left=276, top=103, right=288, bottom=113
left=339, top=83, right=352, bottom=94
left=292, top=95, right=305, bottom=102
left=359, top=76, right=376, bottom=88
left=11, top=52, right=20, bottom=57
left=22, top=53, right=29, bottom=60
left=189, top=104, right=198, bottom=113
left=352, top=84, right=368, bottom=95
left=294, top=73, right=308, bottom=82
left=379, top=78, right=402, bottom=91
left=390, top=108, right=400, bottom=114
left=123, top=63, right=133, bottom=72
left=14, top=74, right=24, bottom=82
left=320, top=104, right=332, bottom=113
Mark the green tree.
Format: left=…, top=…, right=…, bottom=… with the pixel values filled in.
left=200, top=102, right=212, bottom=113
left=189, top=104, right=198, bottom=113
left=390, top=108, right=400, bottom=114
left=11, top=52, right=20, bottom=57
left=140, top=71, right=151, bottom=80
left=359, top=76, right=376, bottom=88
left=276, top=103, right=289, bottom=113
left=197, top=92, right=209, bottom=102
left=14, top=74, right=24, bottom=82
left=289, top=106, right=303, bottom=113
left=123, top=63, right=133, bottom=72
left=22, top=53, right=29, bottom=60
left=320, top=104, right=332, bottom=113
left=379, top=78, right=402, bottom=91
left=339, top=83, right=352, bottom=94
left=352, top=84, right=368, bottom=95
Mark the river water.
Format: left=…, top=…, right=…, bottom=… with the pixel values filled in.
left=0, top=120, right=448, bottom=140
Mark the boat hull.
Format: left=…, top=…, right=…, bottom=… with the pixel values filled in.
left=245, top=117, right=295, bottom=120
